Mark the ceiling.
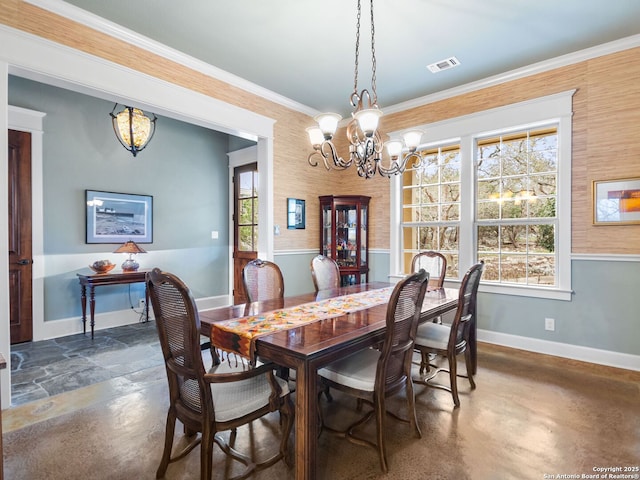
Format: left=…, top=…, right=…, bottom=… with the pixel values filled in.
left=52, top=0, right=640, bottom=117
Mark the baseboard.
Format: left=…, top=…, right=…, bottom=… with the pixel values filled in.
left=479, top=329, right=640, bottom=372
left=34, top=294, right=231, bottom=341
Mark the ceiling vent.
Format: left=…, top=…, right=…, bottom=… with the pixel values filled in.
left=427, top=56, right=461, bottom=73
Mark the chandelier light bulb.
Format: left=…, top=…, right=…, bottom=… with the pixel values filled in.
left=403, top=130, right=424, bottom=151
left=353, top=108, right=383, bottom=137
left=315, top=113, right=342, bottom=139
left=385, top=139, right=403, bottom=159
left=306, top=126, right=325, bottom=147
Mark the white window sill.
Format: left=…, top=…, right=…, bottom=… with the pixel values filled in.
left=388, top=274, right=573, bottom=301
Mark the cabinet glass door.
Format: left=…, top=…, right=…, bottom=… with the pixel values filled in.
left=335, top=204, right=357, bottom=268
left=322, top=204, right=332, bottom=257
left=360, top=204, right=368, bottom=270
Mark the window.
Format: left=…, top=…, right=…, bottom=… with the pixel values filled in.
left=476, top=128, right=557, bottom=286
left=401, top=144, right=461, bottom=279
left=391, top=90, right=574, bottom=300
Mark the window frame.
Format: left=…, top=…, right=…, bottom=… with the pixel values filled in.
left=390, top=90, right=575, bottom=300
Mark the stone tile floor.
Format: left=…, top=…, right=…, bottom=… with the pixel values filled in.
left=10, top=321, right=163, bottom=406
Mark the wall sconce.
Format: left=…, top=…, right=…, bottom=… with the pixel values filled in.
left=110, top=104, right=157, bottom=157
left=113, top=240, right=147, bottom=272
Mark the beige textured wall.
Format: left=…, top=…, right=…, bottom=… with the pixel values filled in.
left=2, top=0, right=639, bottom=254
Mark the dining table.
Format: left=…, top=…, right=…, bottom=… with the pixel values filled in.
left=198, top=281, right=459, bottom=480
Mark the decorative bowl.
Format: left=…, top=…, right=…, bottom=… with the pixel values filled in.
left=89, top=260, right=115, bottom=274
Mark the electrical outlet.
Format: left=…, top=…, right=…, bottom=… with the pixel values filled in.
left=545, top=317, right=555, bottom=331
left=138, top=299, right=146, bottom=309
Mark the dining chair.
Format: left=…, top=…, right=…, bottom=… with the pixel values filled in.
left=317, top=269, right=430, bottom=473
left=310, top=254, right=341, bottom=292
left=242, top=258, right=302, bottom=389
left=412, top=261, right=484, bottom=408
left=411, top=250, right=447, bottom=289
left=146, top=268, right=294, bottom=480
left=242, top=259, right=284, bottom=303
left=411, top=251, right=448, bottom=369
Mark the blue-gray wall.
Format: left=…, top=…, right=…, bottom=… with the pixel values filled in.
left=9, top=76, right=237, bottom=322
left=478, top=259, right=639, bottom=356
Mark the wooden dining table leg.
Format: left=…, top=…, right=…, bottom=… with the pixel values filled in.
left=294, top=360, right=318, bottom=480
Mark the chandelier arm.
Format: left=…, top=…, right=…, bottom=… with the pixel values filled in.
left=320, top=141, right=352, bottom=170
left=376, top=152, right=424, bottom=177
left=307, top=150, right=325, bottom=169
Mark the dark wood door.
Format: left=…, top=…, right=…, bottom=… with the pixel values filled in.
left=233, top=163, right=258, bottom=304
left=8, top=130, right=33, bottom=344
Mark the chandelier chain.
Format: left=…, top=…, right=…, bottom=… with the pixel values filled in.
left=369, top=0, right=377, bottom=105
left=353, top=0, right=361, bottom=97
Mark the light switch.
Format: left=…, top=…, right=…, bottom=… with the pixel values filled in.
left=211, top=231, right=219, bottom=239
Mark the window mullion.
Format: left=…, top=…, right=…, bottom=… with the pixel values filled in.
left=459, top=134, right=475, bottom=277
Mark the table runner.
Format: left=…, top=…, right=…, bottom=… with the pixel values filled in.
left=211, top=286, right=395, bottom=361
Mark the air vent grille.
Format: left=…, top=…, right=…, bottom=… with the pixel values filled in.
left=427, top=56, right=461, bottom=73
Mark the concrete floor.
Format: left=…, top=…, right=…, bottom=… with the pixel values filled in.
left=3, top=343, right=639, bottom=479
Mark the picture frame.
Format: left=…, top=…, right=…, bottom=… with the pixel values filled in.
left=592, top=177, right=640, bottom=225
left=86, top=190, right=153, bottom=243
left=287, top=198, right=305, bottom=229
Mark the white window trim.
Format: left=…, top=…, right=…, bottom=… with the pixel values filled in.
left=390, top=90, right=576, bottom=301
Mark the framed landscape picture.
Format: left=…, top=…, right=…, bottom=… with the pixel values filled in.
left=86, top=190, right=153, bottom=243
left=592, top=177, right=640, bottom=225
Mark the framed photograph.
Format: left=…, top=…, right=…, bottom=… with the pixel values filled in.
left=287, top=198, right=305, bottom=229
left=86, top=190, right=153, bottom=243
left=592, top=177, right=640, bottom=225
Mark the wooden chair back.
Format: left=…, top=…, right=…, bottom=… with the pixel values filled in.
left=448, top=261, right=484, bottom=355
left=376, top=269, right=430, bottom=394
left=411, top=251, right=447, bottom=288
left=242, top=259, right=284, bottom=303
left=310, top=254, right=341, bottom=292
left=147, top=268, right=212, bottom=436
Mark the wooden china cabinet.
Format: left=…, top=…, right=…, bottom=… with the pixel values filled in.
left=319, top=195, right=370, bottom=286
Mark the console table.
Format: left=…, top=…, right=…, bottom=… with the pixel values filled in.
left=77, top=270, right=149, bottom=339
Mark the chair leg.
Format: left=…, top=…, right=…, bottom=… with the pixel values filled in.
left=419, top=350, right=430, bottom=375
left=201, top=425, right=215, bottom=480
left=449, top=353, right=460, bottom=408
left=464, top=348, right=476, bottom=390
left=374, top=393, right=388, bottom=474
left=156, top=408, right=177, bottom=478
left=280, top=395, right=295, bottom=466
left=406, top=379, right=422, bottom=439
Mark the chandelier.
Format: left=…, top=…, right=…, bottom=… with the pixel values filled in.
left=306, top=0, right=424, bottom=179
left=110, top=104, right=157, bottom=157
